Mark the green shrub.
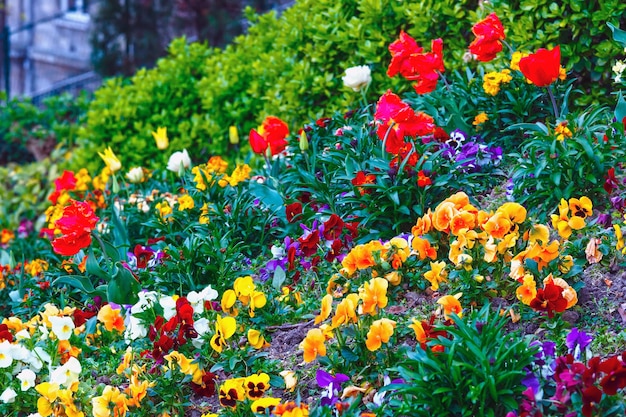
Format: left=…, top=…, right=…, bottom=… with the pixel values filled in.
left=0, top=93, right=88, bottom=164
left=74, top=0, right=626, bottom=172
left=72, top=38, right=215, bottom=174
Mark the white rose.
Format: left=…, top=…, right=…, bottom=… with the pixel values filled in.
left=342, top=65, right=372, bottom=92
left=126, top=167, right=144, bottom=183
left=167, top=149, right=191, bottom=174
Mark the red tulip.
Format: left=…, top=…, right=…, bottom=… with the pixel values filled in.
left=249, top=116, right=289, bottom=156
left=469, top=13, right=506, bottom=62
left=519, top=46, right=561, bottom=87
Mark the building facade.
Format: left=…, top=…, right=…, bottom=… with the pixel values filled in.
left=2, top=0, right=94, bottom=98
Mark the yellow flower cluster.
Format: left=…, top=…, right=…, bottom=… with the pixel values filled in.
left=554, top=121, right=573, bottom=141
left=193, top=156, right=252, bottom=190
left=483, top=69, right=512, bottom=95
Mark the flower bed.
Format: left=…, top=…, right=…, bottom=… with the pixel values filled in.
left=2, top=8, right=626, bottom=417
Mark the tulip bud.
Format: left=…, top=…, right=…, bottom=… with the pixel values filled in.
left=229, top=126, right=239, bottom=145
left=299, top=130, right=309, bottom=152
left=126, top=167, right=145, bottom=183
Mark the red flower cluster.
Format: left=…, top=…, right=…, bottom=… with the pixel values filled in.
left=469, top=13, right=506, bottom=62
left=387, top=31, right=444, bottom=94
left=519, top=46, right=561, bottom=87
left=147, top=297, right=196, bottom=363
left=528, top=278, right=568, bottom=318
left=49, top=170, right=77, bottom=205
left=249, top=116, right=289, bottom=156
left=51, top=200, right=99, bottom=256
left=351, top=171, right=376, bottom=196
left=374, top=91, right=434, bottom=170
left=550, top=352, right=626, bottom=417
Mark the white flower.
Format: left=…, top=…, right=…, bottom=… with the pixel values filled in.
left=50, top=357, right=81, bottom=388
left=0, top=340, right=13, bottom=368
left=192, top=318, right=211, bottom=349
left=15, top=329, right=31, bottom=341
left=0, top=387, right=17, bottom=403
left=270, top=245, right=285, bottom=259
left=342, top=65, right=372, bottom=92
left=130, top=291, right=159, bottom=315
left=167, top=149, right=191, bottom=174
left=8, top=290, right=21, bottom=303
left=159, top=296, right=177, bottom=320
left=25, top=347, right=50, bottom=373
left=124, top=316, right=148, bottom=342
left=48, top=316, right=75, bottom=341
left=17, top=369, right=36, bottom=391
left=126, top=167, right=145, bottom=183
left=187, top=285, right=218, bottom=315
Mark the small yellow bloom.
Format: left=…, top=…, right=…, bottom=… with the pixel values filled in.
left=247, top=329, right=267, bottom=349
left=510, top=51, right=529, bottom=71
left=98, top=147, right=122, bottom=173
left=473, top=112, right=489, bottom=126
left=229, top=126, right=240, bottom=145
left=554, top=122, right=572, bottom=142
left=483, top=69, right=512, bottom=96
left=177, top=194, right=195, bottom=211
left=152, top=127, right=169, bottom=150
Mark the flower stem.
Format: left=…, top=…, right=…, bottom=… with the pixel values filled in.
left=501, top=39, right=515, bottom=55
left=547, top=86, right=559, bottom=119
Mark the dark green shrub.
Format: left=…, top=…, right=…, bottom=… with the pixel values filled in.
left=74, top=0, right=626, bottom=172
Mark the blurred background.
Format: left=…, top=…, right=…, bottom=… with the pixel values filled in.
left=0, top=0, right=293, bottom=102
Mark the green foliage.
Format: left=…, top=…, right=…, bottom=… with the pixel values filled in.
left=0, top=93, right=88, bottom=164
left=387, top=305, right=538, bottom=417
left=73, top=38, right=215, bottom=174
left=509, top=107, right=625, bottom=215
left=75, top=0, right=626, bottom=173
left=0, top=156, right=63, bottom=228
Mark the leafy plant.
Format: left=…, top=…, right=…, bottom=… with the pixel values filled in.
left=387, top=305, right=538, bottom=417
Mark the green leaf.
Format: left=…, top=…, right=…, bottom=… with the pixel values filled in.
left=53, top=275, right=96, bottom=293
left=249, top=181, right=285, bottom=216
left=615, top=91, right=626, bottom=122
left=86, top=249, right=109, bottom=280
left=607, top=22, right=626, bottom=47
left=272, top=266, right=286, bottom=291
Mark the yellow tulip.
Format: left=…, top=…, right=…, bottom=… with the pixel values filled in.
left=152, top=127, right=169, bottom=150
left=98, top=147, right=121, bottom=173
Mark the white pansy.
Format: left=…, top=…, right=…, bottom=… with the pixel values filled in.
left=0, top=340, right=13, bottom=368
left=167, top=149, right=191, bottom=174
left=159, top=296, right=177, bottom=320
left=130, top=291, right=159, bottom=314
left=48, top=316, right=75, bottom=341
left=26, top=347, right=50, bottom=373
left=192, top=318, right=211, bottom=349
left=17, top=368, right=36, bottom=391
left=0, top=387, right=17, bottom=403
left=8, top=290, right=21, bottom=303
left=15, top=329, right=31, bottom=341
left=270, top=245, right=285, bottom=259
left=342, top=65, right=372, bottom=92
left=188, top=285, right=218, bottom=314
left=50, top=357, right=81, bottom=388
left=125, top=315, right=148, bottom=342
